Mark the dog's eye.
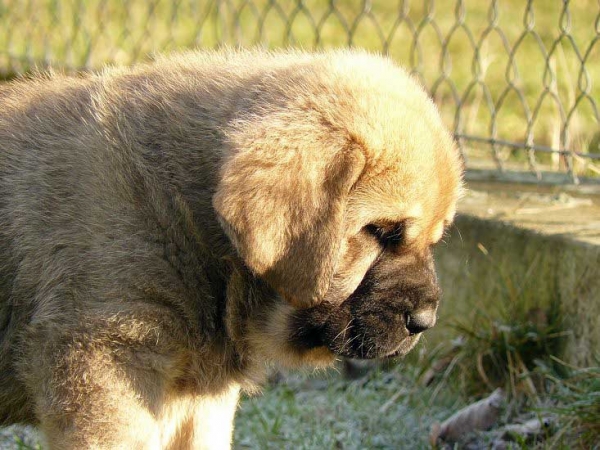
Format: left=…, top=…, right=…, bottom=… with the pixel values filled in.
left=364, top=223, right=405, bottom=248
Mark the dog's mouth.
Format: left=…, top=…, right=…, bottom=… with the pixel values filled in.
left=288, top=297, right=425, bottom=360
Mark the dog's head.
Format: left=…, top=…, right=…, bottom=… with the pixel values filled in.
left=213, top=52, right=463, bottom=365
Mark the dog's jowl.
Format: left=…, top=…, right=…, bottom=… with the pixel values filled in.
left=0, top=50, right=463, bottom=449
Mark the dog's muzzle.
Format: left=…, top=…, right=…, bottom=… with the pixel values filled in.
left=289, top=249, right=440, bottom=359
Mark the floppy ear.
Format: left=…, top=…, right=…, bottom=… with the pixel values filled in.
left=213, top=111, right=365, bottom=308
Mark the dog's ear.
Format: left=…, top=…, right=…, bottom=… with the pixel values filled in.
left=213, top=112, right=365, bottom=308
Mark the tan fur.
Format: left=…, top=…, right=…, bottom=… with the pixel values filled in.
left=0, top=49, right=463, bottom=448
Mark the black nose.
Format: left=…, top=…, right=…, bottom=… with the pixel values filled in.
left=405, top=309, right=437, bottom=335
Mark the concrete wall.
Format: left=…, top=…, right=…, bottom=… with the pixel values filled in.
left=433, top=214, right=599, bottom=367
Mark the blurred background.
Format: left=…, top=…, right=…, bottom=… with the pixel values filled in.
left=1, top=0, right=599, bottom=184
left=1, top=1, right=599, bottom=449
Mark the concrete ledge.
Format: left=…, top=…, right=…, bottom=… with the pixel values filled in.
left=433, top=183, right=599, bottom=367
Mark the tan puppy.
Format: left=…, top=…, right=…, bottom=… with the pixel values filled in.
left=0, top=50, right=463, bottom=449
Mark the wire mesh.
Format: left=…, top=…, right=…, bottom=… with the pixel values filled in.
left=0, top=0, right=598, bottom=184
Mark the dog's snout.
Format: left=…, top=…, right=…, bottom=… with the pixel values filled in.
left=405, top=309, right=437, bottom=335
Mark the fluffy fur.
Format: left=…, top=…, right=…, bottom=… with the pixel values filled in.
left=0, top=49, right=463, bottom=449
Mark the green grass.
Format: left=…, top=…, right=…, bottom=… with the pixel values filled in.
left=542, top=362, right=600, bottom=448
left=233, top=345, right=598, bottom=449
left=0, top=0, right=599, bottom=176
left=234, top=361, right=468, bottom=450
left=0, top=426, right=42, bottom=450
left=425, top=242, right=570, bottom=398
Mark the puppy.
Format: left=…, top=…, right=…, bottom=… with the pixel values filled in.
left=0, top=50, right=463, bottom=449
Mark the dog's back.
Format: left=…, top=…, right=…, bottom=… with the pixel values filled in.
left=0, top=50, right=319, bottom=425
left=0, top=62, right=234, bottom=424
left=0, top=75, right=104, bottom=422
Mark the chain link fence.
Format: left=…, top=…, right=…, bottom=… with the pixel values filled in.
left=1, top=0, right=599, bottom=184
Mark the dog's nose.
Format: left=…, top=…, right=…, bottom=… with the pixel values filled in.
left=405, top=309, right=437, bottom=335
